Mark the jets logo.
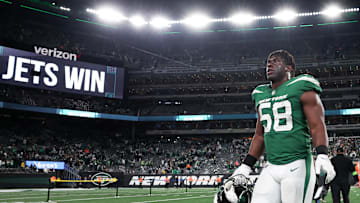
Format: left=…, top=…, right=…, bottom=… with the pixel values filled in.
left=91, top=172, right=113, bottom=186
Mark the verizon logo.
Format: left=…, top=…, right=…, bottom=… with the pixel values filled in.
left=34, top=46, right=77, bottom=61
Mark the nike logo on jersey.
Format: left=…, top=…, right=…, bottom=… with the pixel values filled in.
left=290, top=167, right=299, bottom=172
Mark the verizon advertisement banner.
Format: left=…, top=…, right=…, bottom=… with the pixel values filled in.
left=0, top=46, right=125, bottom=99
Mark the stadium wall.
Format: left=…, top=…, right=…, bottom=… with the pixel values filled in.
left=0, top=173, right=55, bottom=188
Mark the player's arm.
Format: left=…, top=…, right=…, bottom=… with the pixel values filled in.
left=301, top=91, right=328, bottom=148
left=301, top=91, right=336, bottom=183
left=232, top=110, right=264, bottom=177
left=248, top=110, right=265, bottom=159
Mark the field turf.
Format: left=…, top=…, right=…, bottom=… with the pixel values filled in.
left=0, top=187, right=359, bottom=202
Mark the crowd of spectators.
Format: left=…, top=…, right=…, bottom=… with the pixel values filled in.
left=329, top=136, right=360, bottom=159
left=0, top=119, right=252, bottom=174
left=0, top=119, right=130, bottom=173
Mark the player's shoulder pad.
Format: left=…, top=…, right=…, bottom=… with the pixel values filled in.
left=286, top=74, right=322, bottom=94
left=251, top=84, right=270, bottom=96
left=286, top=74, right=320, bottom=87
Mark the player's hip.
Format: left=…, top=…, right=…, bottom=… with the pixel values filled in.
left=265, top=155, right=314, bottom=181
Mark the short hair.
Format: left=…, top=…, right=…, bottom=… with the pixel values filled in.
left=268, top=50, right=296, bottom=69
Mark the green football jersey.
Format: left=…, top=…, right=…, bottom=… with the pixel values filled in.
left=251, top=74, right=322, bottom=165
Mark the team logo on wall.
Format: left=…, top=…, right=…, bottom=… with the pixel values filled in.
left=91, top=172, right=113, bottom=186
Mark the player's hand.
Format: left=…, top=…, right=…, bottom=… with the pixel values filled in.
left=315, top=154, right=336, bottom=184
left=231, top=164, right=252, bottom=179
left=215, top=165, right=253, bottom=203
left=225, top=164, right=252, bottom=191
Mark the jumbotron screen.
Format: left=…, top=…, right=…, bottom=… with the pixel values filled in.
left=0, top=46, right=125, bottom=99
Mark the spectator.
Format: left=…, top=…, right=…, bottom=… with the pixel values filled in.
left=330, top=147, right=358, bottom=203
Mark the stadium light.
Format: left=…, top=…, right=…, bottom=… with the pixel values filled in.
left=60, top=6, right=71, bottom=12
left=129, top=15, right=148, bottom=27
left=274, top=9, right=297, bottom=22
left=86, top=8, right=96, bottom=14
left=322, top=5, right=342, bottom=18
left=83, top=6, right=359, bottom=29
left=210, top=18, right=227, bottom=22
left=184, top=13, right=211, bottom=28
left=150, top=17, right=171, bottom=29
left=229, top=13, right=255, bottom=25
left=96, top=7, right=127, bottom=23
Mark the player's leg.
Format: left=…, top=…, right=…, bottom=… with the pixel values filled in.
left=251, top=164, right=281, bottom=203
left=280, top=155, right=315, bottom=203
left=302, top=157, right=316, bottom=203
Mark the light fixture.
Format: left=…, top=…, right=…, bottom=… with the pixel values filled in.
left=97, top=7, right=127, bottom=23
left=150, top=17, right=171, bottom=29
left=184, top=13, right=211, bottom=28
left=274, top=9, right=297, bottom=22
left=129, top=16, right=148, bottom=27
left=230, top=13, right=255, bottom=25
left=322, top=5, right=342, bottom=18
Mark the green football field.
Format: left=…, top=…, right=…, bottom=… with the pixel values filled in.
left=0, top=187, right=359, bottom=202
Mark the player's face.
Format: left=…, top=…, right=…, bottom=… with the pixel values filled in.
left=266, top=56, right=288, bottom=82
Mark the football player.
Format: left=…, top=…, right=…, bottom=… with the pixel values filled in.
left=230, top=50, right=335, bottom=203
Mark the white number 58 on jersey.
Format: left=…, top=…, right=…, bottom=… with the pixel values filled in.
left=258, top=100, right=293, bottom=133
